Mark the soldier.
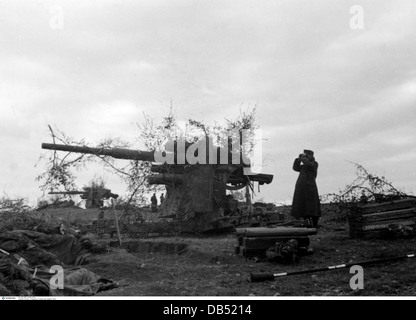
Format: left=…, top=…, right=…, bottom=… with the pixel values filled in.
left=291, top=149, right=322, bottom=228
left=97, top=209, right=105, bottom=238
left=151, top=193, right=158, bottom=212
left=266, top=239, right=299, bottom=264
left=160, top=193, right=165, bottom=205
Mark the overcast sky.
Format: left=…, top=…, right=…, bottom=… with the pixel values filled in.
left=1, top=0, right=415, bottom=206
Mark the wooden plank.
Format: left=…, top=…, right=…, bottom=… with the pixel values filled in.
left=357, top=198, right=416, bottom=214
left=236, top=227, right=317, bottom=237
left=354, top=219, right=416, bottom=232
left=242, top=236, right=310, bottom=250
left=359, top=208, right=416, bottom=223
left=112, top=198, right=122, bottom=246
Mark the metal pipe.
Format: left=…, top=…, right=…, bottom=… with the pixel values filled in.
left=250, top=253, right=416, bottom=282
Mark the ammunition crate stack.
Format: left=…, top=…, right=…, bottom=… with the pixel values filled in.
left=348, top=198, right=416, bottom=239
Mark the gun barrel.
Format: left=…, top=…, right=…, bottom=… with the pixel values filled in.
left=227, top=173, right=274, bottom=186
left=42, top=143, right=155, bottom=162
left=49, top=191, right=85, bottom=195
left=249, top=173, right=274, bottom=185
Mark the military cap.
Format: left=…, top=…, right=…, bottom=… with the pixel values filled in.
left=304, top=149, right=314, bottom=156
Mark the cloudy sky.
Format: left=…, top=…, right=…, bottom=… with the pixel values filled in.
left=1, top=0, right=415, bottom=206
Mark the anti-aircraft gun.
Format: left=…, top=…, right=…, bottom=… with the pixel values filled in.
left=49, top=188, right=119, bottom=209
left=41, top=138, right=274, bottom=233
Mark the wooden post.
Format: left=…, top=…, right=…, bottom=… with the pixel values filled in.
left=112, top=198, right=122, bottom=246
left=246, top=185, right=253, bottom=219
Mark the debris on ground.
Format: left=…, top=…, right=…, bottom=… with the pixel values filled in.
left=0, top=223, right=117, bottom=296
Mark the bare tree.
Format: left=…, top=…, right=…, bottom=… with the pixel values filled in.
left=322, top=162, right=410, bottom=204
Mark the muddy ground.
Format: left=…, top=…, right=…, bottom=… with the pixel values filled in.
left=84, top=221, right=416, bottom=297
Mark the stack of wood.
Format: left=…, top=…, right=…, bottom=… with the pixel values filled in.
left=348, top=197, right=416, bottom=239
left=235, top=226, right=317, bottom=258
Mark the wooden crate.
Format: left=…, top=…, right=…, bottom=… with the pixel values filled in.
left=356, top=198, right=416, bottom=215
left=349, top=199, right=416, bottom=239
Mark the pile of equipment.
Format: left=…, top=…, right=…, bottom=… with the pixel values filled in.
left=235, top=226, right=317, bottom=261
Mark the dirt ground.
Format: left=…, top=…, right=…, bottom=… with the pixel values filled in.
left=84, top=221, right=416, bottom=297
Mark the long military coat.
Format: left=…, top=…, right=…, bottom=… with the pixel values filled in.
left=291, top=156, right=322, bottom=219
